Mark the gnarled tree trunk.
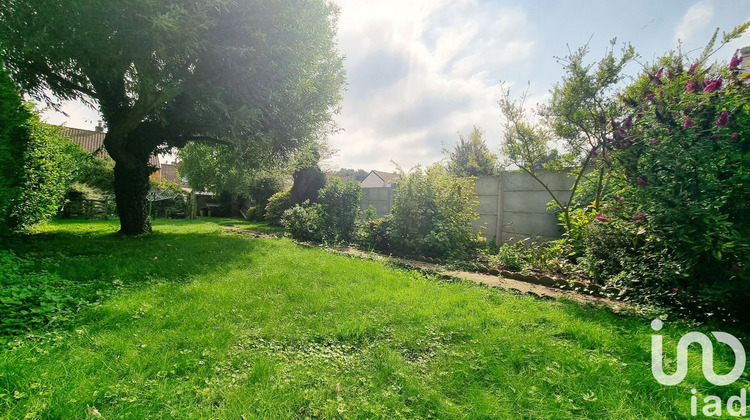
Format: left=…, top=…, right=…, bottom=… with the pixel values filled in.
left=106, top=121, right=162, bottom=235
left=113, top=160, right=153, bottom=235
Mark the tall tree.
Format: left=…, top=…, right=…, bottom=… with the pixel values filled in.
left=500, top=41, right=634, bottom=231
left=0, top=0, right=345, bottom=234
left=445, top=126, right=498, bottom=177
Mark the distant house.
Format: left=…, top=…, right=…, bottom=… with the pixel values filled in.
left=360, top=170, right=398, bottom=188
left=156, top=162, right=188, bottom=187
left=60, top=124, right=161, bottom=178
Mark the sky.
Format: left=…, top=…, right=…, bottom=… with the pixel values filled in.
left=40, top=0, right=750, bottom=172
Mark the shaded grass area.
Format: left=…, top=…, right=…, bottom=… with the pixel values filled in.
left=1, top=219, right=747, bottom=418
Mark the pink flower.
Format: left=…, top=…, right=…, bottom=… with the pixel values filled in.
left=595, top=214, right=610, bottom=222
left=687, top=62, right=699, bottom=75
left=731, top=132, right=739, bottom=140
left=632, top=212, right=645, bottom=220
left=683, top=117, right=694, bottom=128
left=729, top=51, right=742, bottom=69
left=716, top=110, right=729, bottom=126
left=703, top=79, right=722, bottom=93
left=655, top=67, right=663, bottom=78
left=646, top=93, right=655, bottom=102
left=612, top=195, right=623, bottom=203
left=636, top=177, right=648, bottom=186
left=686, top=81, right=694, bottom=93
left=672, top=288, right=680, bottom=293
left=651, top=138, right=660, bottom=144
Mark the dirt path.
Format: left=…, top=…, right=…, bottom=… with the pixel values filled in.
left=224, top=226, right=626, bottom=310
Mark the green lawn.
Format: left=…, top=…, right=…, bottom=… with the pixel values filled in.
left=1, top=219, right=747, bottom=419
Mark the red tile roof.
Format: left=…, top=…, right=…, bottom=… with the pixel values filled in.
left=61, top=126, right=161, bottom=169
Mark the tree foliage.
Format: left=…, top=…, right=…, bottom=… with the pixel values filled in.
left=446, top=127, right=498, bottom=177
left=500, top=42, right=635, bottom=231
left=0, top=0, right=345, bottom=234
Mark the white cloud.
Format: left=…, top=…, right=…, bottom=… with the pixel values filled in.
left=673, top=1, right=714, bottom=43
left=327, top=1, right=538, bottom=170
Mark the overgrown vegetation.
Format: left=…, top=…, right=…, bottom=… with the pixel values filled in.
left=1, top=219, right=747, bottom=418
left=498, top=24, right=750, bottom=325
left=283, top=178, right=362, bottom=243
left=0, top=66, right=79, bottom=235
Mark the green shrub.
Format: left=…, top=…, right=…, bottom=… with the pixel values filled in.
left=0, top=109, right=78, bottom=234
left=72, top=154, right=115, bottom=195
left=389, top=164, right=480, bottom=260
left=246, top=175, right=283, bottom=220
left=488, top=243, right=524, bottom=271
left=282, top=201, right=323, bottom=242
left=316, top=179, right=362, bottom=242
left=361, top=204, right=378, bottom=222
left=282, top=179, right=362, bottom=243
left=265, top=187, right=292, bottom=225
left=357, top=216, right=393, bottom=252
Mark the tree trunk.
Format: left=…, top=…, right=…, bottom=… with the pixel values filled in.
left=114, top=161, right=153, bottom=235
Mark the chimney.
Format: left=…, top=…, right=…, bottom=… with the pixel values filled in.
left=95, top=120, right=104, bottom=132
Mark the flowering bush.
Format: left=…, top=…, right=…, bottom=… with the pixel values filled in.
left=612, top=30, right=750, bottom=320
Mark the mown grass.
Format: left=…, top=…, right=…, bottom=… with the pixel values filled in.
left=1, top=219, right=747, bottom=419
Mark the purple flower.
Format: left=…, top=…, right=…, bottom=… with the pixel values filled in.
left=623, top=117, right=633, bottom=129
left=729, top=51, right=742, bottom=69
left=716, top=111, right=729, bottom=127
left=703, top=79, right=722, bottom=93
left=687, top=62, right=699, bottom=75
left=595, top=214, right=610, bottom=222
left=646, top=93, right=655, bottom=103
left=636, top=177, right=648, bottom=186
left=731, top=132, right=739, bottom=140
left=612, top=195, right=623, bottom=203
left=632, top=213, right=645, bottom=220
left=683, top=117, right=694, bottom=128
left=655, top=67, right=663, bottom=78
left=686, top=80, right=695, bottom=93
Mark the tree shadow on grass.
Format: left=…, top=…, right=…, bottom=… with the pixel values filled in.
left=1, top=219, right=271, bottom=338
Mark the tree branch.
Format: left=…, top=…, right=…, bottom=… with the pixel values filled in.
left=44, top=69, right=98, bottom=99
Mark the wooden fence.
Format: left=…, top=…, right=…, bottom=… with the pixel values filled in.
left=62, top=198, right=110, bottom=219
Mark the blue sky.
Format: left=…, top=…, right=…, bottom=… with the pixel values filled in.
left=40, top=0, right=750, bottom=172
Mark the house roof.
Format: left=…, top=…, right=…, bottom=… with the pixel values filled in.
left=159, top=163, right=187, bottom=186
left=369, top=170, right=399, bottom=183
left=61, top=126, right=161, bottom=169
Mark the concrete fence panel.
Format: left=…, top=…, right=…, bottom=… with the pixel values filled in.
left=359, top=170, right=575, bottom=244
